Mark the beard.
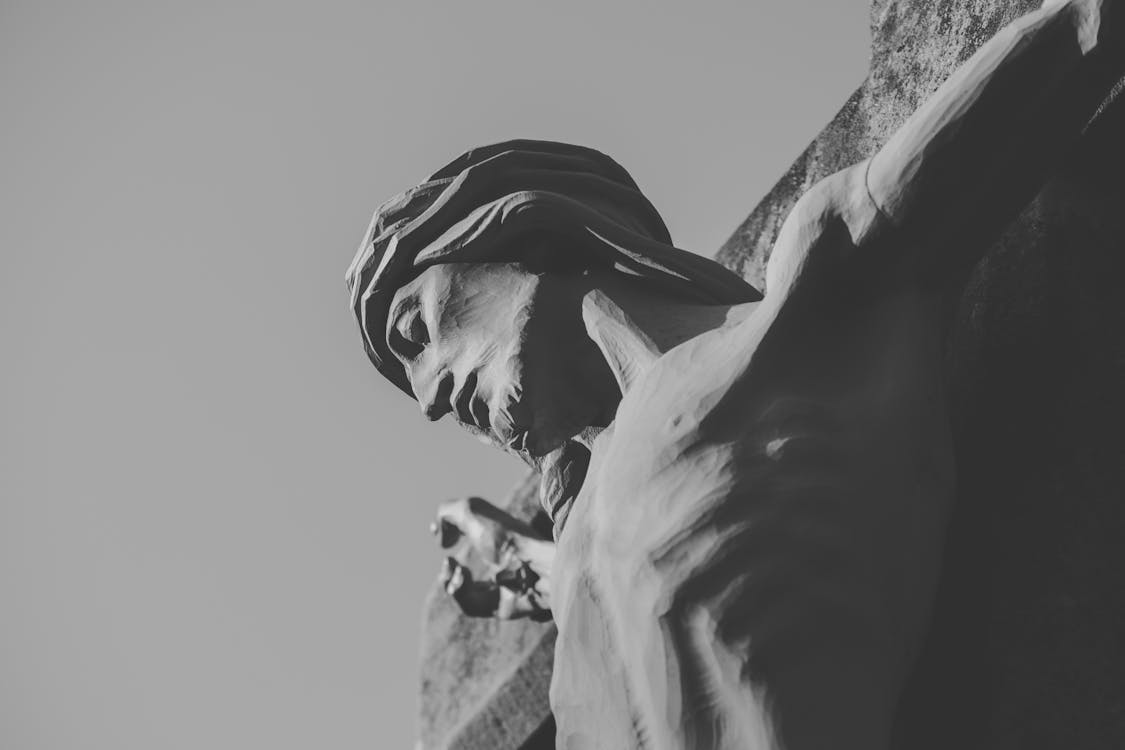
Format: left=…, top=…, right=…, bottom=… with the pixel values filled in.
left=536, top=439, right=591, bottom=536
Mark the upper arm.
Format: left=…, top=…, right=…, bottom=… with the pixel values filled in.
left=766, top=1, right=1122, bottom=295
left=865, top=0, right=1121, bottom=269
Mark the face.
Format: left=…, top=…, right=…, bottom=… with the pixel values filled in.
left=385, top=261, right=617, bottom=460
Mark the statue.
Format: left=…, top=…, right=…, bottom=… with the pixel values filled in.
left=347, top=2, right=1124, bottom=747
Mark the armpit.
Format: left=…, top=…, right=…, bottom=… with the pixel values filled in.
left=764, top=160, right=893, bottom=297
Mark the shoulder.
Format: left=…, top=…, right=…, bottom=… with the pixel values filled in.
left=764, top=159, right=894, bottom=299
left=586, top=326, right=750, bottom=499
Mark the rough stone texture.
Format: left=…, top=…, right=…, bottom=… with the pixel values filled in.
left=718, top=0, right=1042, bottom=289
left=416, top=1, right=1125, bottom=747
left=417, top=473, right=556, bottom=750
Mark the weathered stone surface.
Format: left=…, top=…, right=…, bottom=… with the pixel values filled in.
left=416, top=1, right=1125, bottom=747
left=718, top=0, right=1042, bottom=288
left=417, top=473, right=556, bottom=750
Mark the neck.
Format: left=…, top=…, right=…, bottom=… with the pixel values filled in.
left=538, top=277, right=755, bottom=537
left=537, top=280, right=750, bottom=537
left=581, top=275, right=750, bottom=395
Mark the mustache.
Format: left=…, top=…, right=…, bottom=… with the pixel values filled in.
left=456, top=382, right=535, bottom=462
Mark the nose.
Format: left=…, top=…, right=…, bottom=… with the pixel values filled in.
left=418, top=371, right=454, bottom=421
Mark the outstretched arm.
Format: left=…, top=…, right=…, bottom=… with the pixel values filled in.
left=868, top=0, right=1124, bottom=274
left=766, top=0, right=1123, bottom=297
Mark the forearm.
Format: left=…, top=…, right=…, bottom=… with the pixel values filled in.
left=868, top=0, right=1123, bottom=265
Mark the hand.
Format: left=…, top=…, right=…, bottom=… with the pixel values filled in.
left=431, top=497, right=555, bottom=620
left=439, top=556, right=501, bottom=618
left=431, top=496, right=540, bottom=571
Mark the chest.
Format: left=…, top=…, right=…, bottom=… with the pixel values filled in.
left=553, top=296, right=957, bottom=642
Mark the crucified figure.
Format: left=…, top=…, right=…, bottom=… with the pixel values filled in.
left=347, top=2, right=1124, bottom=747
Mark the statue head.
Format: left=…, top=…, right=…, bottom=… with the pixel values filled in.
left=346, top=140, right=759, bottom=465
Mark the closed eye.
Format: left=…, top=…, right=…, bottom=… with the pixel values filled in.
left=388, top=307, right=429, bottom=360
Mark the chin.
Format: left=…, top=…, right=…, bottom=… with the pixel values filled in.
left=523, top=405, right=596, bottom=459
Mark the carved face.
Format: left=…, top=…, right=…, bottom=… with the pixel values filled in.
left=385, top=261, right=616, bottom=459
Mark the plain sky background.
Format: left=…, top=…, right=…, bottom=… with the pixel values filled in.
left=2, top=2, right=869, bottom=747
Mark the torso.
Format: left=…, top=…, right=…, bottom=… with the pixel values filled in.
left=549, top=226, right=957, bottom=749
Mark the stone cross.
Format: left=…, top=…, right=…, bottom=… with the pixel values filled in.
left=411, top=1, right=1125, bottom=747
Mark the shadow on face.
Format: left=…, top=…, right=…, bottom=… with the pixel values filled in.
left=386, top=261, right=618, bottom=460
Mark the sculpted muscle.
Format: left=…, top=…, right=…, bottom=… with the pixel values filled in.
left=349, top=3, right=1125, bottom=747
left=551, top=273, right=955, bottom=748
left=867, top=0, right=1123, bottom=276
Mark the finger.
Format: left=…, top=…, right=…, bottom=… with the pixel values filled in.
left=440, top=556, right=468, bottom=594
left=494, top=587, right=551, bottom=622
left=430, top=518, right=462, bottom=549
left=439, top=556, right=455, bottom=584
left=438, top=557, right=506, bottom=618
left=447, top=565, right=465, bottom=596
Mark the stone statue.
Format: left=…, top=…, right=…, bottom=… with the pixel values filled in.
left=347, top=2, right=1124, bottom=747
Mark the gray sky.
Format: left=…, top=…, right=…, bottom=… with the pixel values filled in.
left=1, top=1, right=868, bottom=747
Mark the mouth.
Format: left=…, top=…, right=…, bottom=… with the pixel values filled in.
left=452, top=372, right=491, bottom=431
